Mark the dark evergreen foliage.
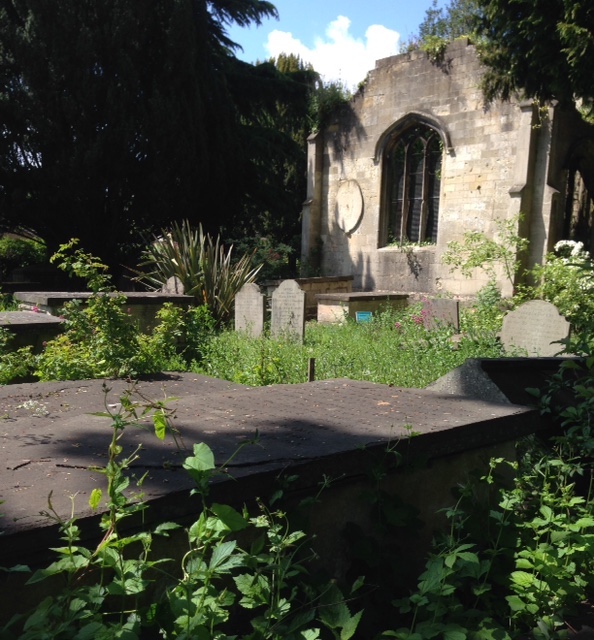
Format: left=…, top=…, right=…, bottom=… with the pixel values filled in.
left=476, top=0, right=594, bottom=107
left=0, top=0, right=294, bottom=271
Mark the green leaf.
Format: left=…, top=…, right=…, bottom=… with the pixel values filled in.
left=0, top=564, right=30, bottom=573
left=89, top=488, right=102, bottom=510
left=153, top=410, right=168, bottom=440
left=211, top=503, right=249, bottom=532
left=443, top=624, right=467, bottom=640
left=74, top=621, right=106, bottom=639
left=340, top=609, right=363, bottom=640
left=351, top=575, right=365, bottom=594
left=209, top=540, right=238, bottom=571
left=510, top=570, right=534, bottom=588
left=506, top=595, right=527, bottom=612
left=154, top=521, right=181, bottom=536
left=184, top=443, right=215, bottom=472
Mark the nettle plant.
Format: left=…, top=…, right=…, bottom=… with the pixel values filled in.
left=2, top=385, right=363, bottom=640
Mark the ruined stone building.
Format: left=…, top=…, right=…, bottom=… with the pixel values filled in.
left=300, top=39, right=594, bottom=297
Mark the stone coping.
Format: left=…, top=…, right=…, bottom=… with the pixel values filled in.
left=0, top=311, right=64, bottom=327
left=15, top=291, right=192, bottom=306
left=315, top=291, right=409, bottom=302
left=260, top=275, right=354, bottom=286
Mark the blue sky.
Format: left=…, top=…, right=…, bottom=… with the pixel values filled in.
left=227, top=0, right=447, bottom=90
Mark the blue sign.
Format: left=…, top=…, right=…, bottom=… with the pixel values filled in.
left=355, top=311, right=373, bottom=323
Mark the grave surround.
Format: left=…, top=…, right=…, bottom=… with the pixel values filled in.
left=316, top=291, right=409, bottom=323
left=0, top=358, right=567, bottom=621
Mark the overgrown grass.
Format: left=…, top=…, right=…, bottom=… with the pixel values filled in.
left=198, top=306, right=504, bottom=388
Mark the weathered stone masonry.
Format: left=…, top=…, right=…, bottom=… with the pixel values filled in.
left=301, top=39, right=594, bottom=297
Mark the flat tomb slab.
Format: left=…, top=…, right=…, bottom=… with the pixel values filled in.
left=15, top=291, right=192, bottom=307
left=14, top=291, right=193, bottom=332
left=0, top=311, right=64, bottom=328
left=0, top=311, right=65, bottom=351
left=0, top=373, right=538, bottom=556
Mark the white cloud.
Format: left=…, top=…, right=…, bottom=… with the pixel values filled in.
left=265, top=16, right=400, bottom=90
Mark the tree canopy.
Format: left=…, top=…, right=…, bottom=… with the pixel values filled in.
left=475, top=0, right=594, bottom=108
left=0, top=0, right=310, bottom=270
left=413, top=0, right=478, bottom=45
left=412, top=0, right=594, bottom=111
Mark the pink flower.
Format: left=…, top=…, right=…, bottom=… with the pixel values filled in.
left=31, top=306, right=40, bottom=313
left=394, top=322, right=402, bottom=330
left=413, top=315, right=423, bottom=325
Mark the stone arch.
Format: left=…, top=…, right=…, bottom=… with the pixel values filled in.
left=373, top=112, right=452, bottom=165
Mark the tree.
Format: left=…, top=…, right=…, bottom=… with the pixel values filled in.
left=475, top=0, right=594, bottom=108
left=403, top=0, right=478, bottom=52
left=223, top=53, right=321, bottom=276
left=0, top=0, right=277, bottom=271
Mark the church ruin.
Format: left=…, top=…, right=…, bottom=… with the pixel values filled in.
left=300, top=39, right=594, bottom=297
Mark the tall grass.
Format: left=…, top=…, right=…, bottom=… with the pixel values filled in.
left=196, top=306, right=504, bottom=388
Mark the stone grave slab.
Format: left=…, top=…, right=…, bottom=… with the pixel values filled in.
left=162, top=276, right=184, bottom=294
left=271, top=279, right=305, bottom=340
left=235, top=283, right=265, bottom=338
left=421, top=298, right=460, bottom=330
left=500, top=300, right=570, bottom=356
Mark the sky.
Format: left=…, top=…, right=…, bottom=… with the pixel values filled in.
left=226, top=0, right=448, bottom=90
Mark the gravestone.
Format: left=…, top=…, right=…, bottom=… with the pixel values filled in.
left=162, top=276, right=184, bottom=294
left=421, top=298, right=460, bottom=331
left=500, top=300, right=570, bottom=356
left=271, top=279, right=305, bottom=340
left=234, top=283, right=265, bottom=338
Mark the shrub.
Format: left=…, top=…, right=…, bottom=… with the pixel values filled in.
left=134, top=220, right=262, bottom=326
left=0, top=235, right=47, bottom=281
left=530, top=240, right=594, bottom=349
left=0, top=328, right=35, bottom=384
left=381, top=355, right=594, bottom=639
left=35, top=240, right=191, bottom=381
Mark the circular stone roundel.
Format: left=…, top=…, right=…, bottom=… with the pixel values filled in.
left=336, top=179, right=363, bottom=234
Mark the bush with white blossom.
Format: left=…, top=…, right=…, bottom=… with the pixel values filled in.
left=531, top=240, right=594, bottom=346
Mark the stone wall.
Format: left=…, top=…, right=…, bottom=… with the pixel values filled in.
left=301, top=40, right=594, bottom=297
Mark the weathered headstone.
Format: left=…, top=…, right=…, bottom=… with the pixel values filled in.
left=234, top=283, right=265, bottom=338
left=500, top=300, right=570, bottom=356
left=421, top=298, right=460, bottom=331
left=162, top=276, right=184, bottom=294
left=271, top=279, right=305, bottom=340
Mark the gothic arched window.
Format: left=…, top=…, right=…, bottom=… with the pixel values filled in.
left=382, top=124, right=442, bottom=246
